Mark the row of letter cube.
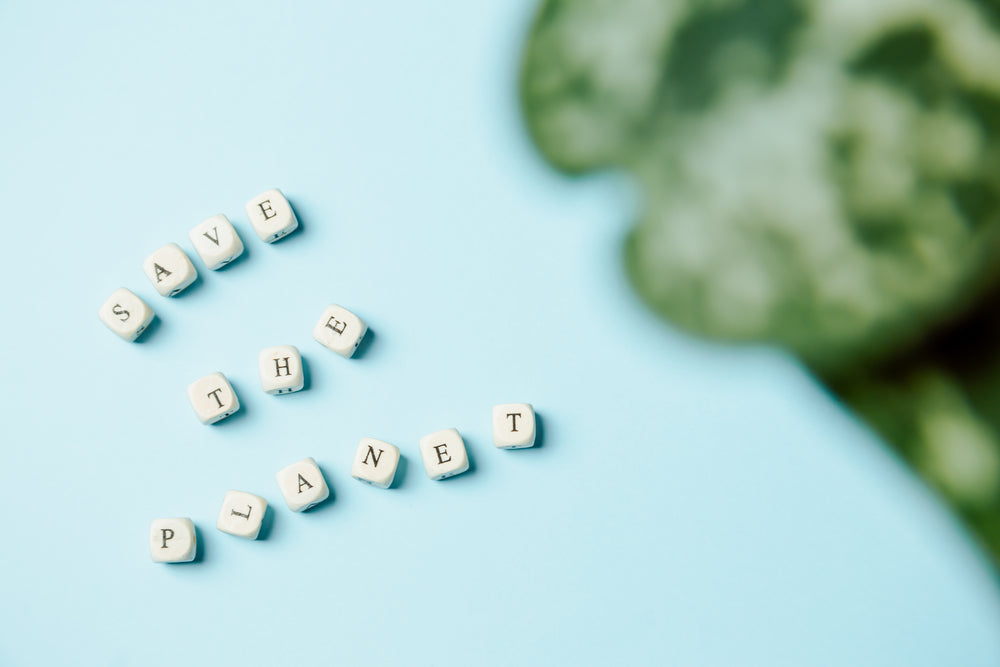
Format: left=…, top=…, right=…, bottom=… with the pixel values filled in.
left=151, top=409, right=535, bottom=562
left=147, top=188, right=298, bottom=295
left=187, top=310, right=368, bottom=424
left=98, top=188, right=299, bottom=341
left=187, top=349, right=309, bottom=424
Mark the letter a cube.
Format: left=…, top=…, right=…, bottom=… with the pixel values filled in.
left=275, top=457, right=330, bottom=511
left=142, top=243, right=198, bottom=296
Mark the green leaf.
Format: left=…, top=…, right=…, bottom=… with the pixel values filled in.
left=521, top=0, right=1000, bottom=566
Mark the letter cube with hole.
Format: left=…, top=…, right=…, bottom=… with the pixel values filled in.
left=258, top=345, right=304, bottom=395
left=419, top=428, right=469, bottom=480
left=493, top=403, right=536, bottom=449
left=142, top=243, right=198, bottom=296
left=246, top=188, right=298, bottom=242
left=351, top=438, right=400, bottom=489
left=313, top=304, right=367, bottom=357
left=99, top=287, right=155, bottom=341
left=187, top=372, right=240, bottom=424
left=188, top=214, right=244, bottom=270
left=217, top=490, right=267, bottom=539
left=276, top=457, right=330, bottom=511
left=150, top=518, right=196, bottom=563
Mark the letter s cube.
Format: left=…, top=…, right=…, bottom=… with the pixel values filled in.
left=99, top=287, right=155, bottom=341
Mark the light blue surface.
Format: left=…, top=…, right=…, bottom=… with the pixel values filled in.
left=2, top=1, right=1000, bottom=665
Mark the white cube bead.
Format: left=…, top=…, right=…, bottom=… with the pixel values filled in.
left=492, top=403, right=536, bottom=449
left=149, top=518, right=197, bottom=563
left=351, top=438, right=400, bottom=489
left=275, top=457, right=330, bottom=511
left=188, top=214, right=244, bottom=270
left=312, top=304, right=367, bottom=358
left=258, top=345, right=305, bottom=395
left=246, top=188, right=298, bottom=242
left=187, top=372, right=240, bottom=424
left=98, top=287, right=155, bottom=341
left=217, top=490, right=267, bottom=539
left=419, top=428, right=470, bottom=480
left=142, top=243, right=198, bottom=297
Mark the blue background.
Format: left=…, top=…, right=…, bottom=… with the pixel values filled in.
left=2, top=1, right=1000, bottom=665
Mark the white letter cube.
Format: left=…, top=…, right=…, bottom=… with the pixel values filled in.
left=187, top=372, right=240, bottom=424
left=217, top=490, right=267, bottom=539
left=142, top=243, right=198, bottom=296
left=259, top=345, right=304, bottom=394
left=493, top=403, right=536, bottom=449
left=275, top=457, right=330, bottom=511
left=313, top=304, right=367, bottom=358
left=150, top=518, right=196, bottom=563
left=98, top=287, right=155, bottom=341
left=188, top=214, right=244, bottom=270
left=246, top=188, right=298, bottom=242
left=419, top=428, right=469, bottom=480
left=351, top=438, right=400, bottom=489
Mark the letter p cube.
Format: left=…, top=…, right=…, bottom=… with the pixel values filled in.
left=149, top=518, right=196, bottom=563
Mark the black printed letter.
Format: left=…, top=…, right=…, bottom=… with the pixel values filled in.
left=325, top=317, right=346, bottom=335
left=112, top=304, right=129, bottom=322
left=273, top=357, right=291, bottom=377
left=202, top=226, right=220, bottom=246
left=257, top=200, right=276, bottom=220
left=506, top=412, right=522, bottom=432
left=297, top=474, right=313, bottom=493
left=433, top=444, right=451, bottom=464
left=207, top=388, right=224, bottom=408
left=231, top=505, right=252, bottom=520
left=153, top=263, right=172, bottom=282
left=160, top=528, right=174, bottom=548
left=363, top=446, right=384, bottom=467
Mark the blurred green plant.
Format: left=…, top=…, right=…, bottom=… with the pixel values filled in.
left=521, top=0, right=1000, bottom=566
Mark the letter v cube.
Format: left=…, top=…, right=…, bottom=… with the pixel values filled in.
left=188, top=214, right=244, bottom=270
